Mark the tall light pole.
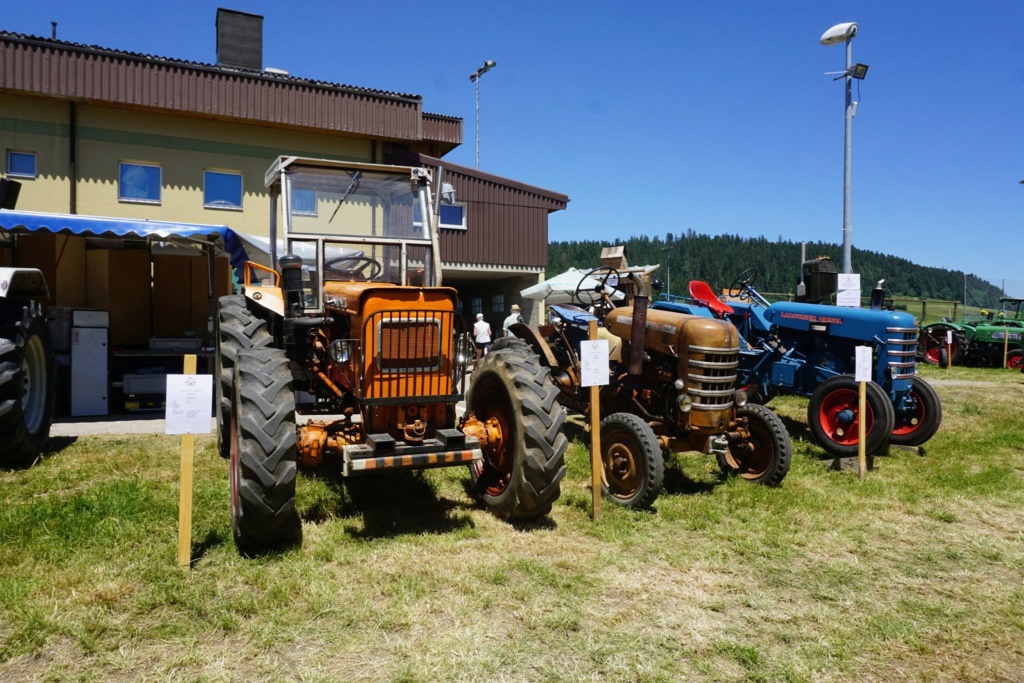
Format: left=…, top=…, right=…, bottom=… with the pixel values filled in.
left=820, top=22, right=868, bottom=274
left=470, top=60, right=497, bottom=170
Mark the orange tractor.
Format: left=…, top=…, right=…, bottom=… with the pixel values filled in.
left=216, top=157, right=566, bottom=551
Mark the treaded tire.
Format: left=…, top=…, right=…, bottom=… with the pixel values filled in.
left=468, top=337, right=567, bottom=520
left=807, top=375, right=895, bottom=457
left=720, top=403, right=791, bottom=486
left=216, top=295, right=272, bottom=458
left=230, top=347, right=299, bottom=553
left=0, top=299, right=55, bottom=468
left=891, top=377, right=942, bottom=447
left=599, top=412, right=665, bottom=509
left=1007, top=349, right=1023, bottom=371
left=920, top=324, right=965, bottom=367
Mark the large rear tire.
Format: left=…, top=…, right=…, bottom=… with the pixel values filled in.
left=216, top=295, right=272, bottom=458
left=599, top=412, right=665, bottom=509
left=920, top=324, right=965, bottom=367
left=0, top=300, right=55, bottom=468
left=468, top=337, right=567, bottom=520
left=891, top=377, right=942, bottom=447
left=230, top=347, right=298, bottom=552
left=720, top=403, right=791, bottom=486
left=807, top=376, right=895, bottom=457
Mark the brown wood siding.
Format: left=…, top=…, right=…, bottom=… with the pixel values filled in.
left=0, top=35, right=429, bottom=142
left=437, top=166, right=565, bottom=269
left=422, top=114, right=462, bottom=146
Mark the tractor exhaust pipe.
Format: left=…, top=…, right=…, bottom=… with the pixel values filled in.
left=627, top=273, right=648, bottom=377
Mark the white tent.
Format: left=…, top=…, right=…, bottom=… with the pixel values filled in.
left=520, top=268, right=625, bottom=305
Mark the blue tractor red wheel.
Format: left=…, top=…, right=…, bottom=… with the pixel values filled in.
left=890, top=377, right=942, bottom=447
left=807, top=375, right=895, bottom=457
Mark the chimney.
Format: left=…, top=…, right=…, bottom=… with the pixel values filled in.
left=216, top=8, right=263, bottom=71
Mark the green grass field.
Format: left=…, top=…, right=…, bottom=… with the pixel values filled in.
left=2, top=364, right=1023, bottom=682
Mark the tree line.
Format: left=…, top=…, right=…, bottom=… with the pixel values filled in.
left=548, top=230, right=1006, bottom=308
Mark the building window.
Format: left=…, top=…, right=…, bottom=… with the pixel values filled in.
left=439, top=203, right=467, bottom=230
left=291, top=188, right=318, bottom=216
left=470, top=297, right=482, bottom=316
left=412, top=202, right=467, bottom=230
left=204, top=170, right=243, bottom=210
left=492, top=294, right=505, bottom=313
left=118, top=162, right=161, bottom=204
left=7, top=151, right=36, bottom=178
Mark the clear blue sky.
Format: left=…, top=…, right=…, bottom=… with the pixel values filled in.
left=6, top=1, right=1024, bottom=295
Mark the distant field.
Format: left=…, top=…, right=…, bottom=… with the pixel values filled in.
left=2, top=364, right=1023, bottom=682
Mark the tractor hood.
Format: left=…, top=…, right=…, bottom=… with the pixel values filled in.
left=765, top=302, right=917, bottom=338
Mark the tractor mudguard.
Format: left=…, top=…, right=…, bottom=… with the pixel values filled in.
left=507, top=321, right=560, bottom=369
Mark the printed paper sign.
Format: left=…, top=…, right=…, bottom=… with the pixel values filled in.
left=946, top=330, right=953, bottom=345
left=580, top=339, right=610, bottom=387
left=165, top=374, right=213, bottom=435
left=854, top=346, right=873, bottom=383
left=836, top=273, right=861, bottom=308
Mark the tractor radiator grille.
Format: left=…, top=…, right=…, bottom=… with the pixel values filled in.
left=686, top=345, right=740, bottom=410
left=360, top=309, right=468, bottom=405
left=886, top=326, right=918, bottom=380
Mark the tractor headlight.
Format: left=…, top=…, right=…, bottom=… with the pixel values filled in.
left=329, top=339, right=352, bottom=364
left=677, top=393, right=693, bottom=413
left=673, top=378, right=685, bottom=391
left=733, top=389, right=748, bottom=408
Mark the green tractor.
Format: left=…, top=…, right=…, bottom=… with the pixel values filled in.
left=918, top=297, right=1024, bottom=370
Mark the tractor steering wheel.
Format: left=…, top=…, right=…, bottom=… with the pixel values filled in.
left=324, top=255, right=383, bottom=281
left=728, top=268, right=758, bottom=299
left=573, top=266, right=620, bottom=318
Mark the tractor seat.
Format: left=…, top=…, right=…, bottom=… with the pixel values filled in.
left=688, top=280, right=734, bottom=317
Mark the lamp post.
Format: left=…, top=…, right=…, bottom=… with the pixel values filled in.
left=820, top=22, right=868, bottom=274
left=470, top=60, right=497, bottom=170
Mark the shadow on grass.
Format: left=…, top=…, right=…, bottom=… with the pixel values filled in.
left=304, top=464, right=475, bottom=540
left=1, top=435, right=78, bottom=472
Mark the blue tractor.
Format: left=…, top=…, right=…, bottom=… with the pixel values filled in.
left=652, top=266, right=942, bottom=457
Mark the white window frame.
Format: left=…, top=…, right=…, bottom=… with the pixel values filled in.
left=203, top=170, right=244, bottom=211
left=7, top=151, right=36, bottom=179
left=439, top=203, right=467, bottom=231
left=118, top=161, right=162, bottom=204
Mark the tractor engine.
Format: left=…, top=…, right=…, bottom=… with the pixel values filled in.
left=603, top=306, right=743, bottom=448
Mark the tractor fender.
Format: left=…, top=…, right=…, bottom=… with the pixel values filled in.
left=244, top=285, right=285, bottom=317
left=0, top=267, right=49, bottom=299
left=508, top=322, right=559, bottom=369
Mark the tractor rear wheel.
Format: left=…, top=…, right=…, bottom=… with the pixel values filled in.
left=599, top=412, right=665, bottom=509
left=216, top=295, right=272, bottom=458
left=0, top=299, right=55, bottom=468
left=468, top=337, right=567, bottom=520
left=920, top=325, right=965, bottom=367
left=720, top=403, right=791, bottom=486
left=230, top=347, right=298, bottom=553
left=807, top=376, right=895, bottom=457
left=891, top=377, right=942, bottom=447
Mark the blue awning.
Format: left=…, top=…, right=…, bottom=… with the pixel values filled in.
left=0, top=209, right=251, bottom=275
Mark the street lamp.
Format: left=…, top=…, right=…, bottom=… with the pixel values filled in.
left=470, top=60, right=497, bottom=170
left=820, top=21, right=867, bottom=275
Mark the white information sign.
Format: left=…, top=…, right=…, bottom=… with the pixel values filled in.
left=854, top=346, right=873, bottom=383
left=580, top=339, right=610, bottom=387
left=836, top=273, right=862, bottom=308
left=165, top=374, right=213, bottom=435
left=946, top=330, right=953, bottom=344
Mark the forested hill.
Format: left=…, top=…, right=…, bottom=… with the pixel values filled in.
left=548, top=231, right=1005, bottom=306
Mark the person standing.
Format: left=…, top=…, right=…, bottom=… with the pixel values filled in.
left=472, top=313, right=492, bottom=361
left=502, top=303, right=524, bottom=337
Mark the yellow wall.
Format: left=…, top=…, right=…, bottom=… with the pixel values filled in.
left=1, top=94, right=375, bottom=236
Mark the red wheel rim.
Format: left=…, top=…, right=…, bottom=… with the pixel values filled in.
left=817, top=387, right=874, bottom=446
left=893, top=387, right=925, bottom=437
left=1008, top=354, right=1024, bottom=370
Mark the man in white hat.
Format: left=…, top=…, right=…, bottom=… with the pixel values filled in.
left=502, top=303, right=524, bottom=337
left=472, top=312, right=493, bottom=361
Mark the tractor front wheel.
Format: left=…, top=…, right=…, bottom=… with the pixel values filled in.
left=0, top=299, right=55, bottom=468
left=720, top=403, right=791, bottom=486
left=216, top=295, right=272, bottom=458
left=468, top=338, right=567, bottom=520
left=599, top=412, right=665, bottom=509
left=1007, top=349, right=1023, bottom=371
left=891, top=377, right=942, bottom=447
left=807, top=376, right=895, bottom=457
left=230, top=347, right=299, bottom=553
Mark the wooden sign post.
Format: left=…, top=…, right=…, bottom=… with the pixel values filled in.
left=177, top=355, right=197, bottom=571
left=581, top=319, right=610, bottom=521
left=854, top=346, right=872, bottom=480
